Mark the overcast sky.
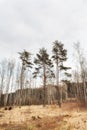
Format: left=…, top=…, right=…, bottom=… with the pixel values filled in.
left=0, top=0, right=87, bottom=68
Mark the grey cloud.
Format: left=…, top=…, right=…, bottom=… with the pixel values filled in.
left=0, top=0, right=87, bottom=63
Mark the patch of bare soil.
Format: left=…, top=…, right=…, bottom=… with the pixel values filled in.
left=0, top=102, right=87, bottom=130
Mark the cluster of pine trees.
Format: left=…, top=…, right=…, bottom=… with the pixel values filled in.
left=0, top=41, right=87, bottom=108
left=19, top=40, right=71, bottom=107
left=0, top=40, right=71, bottom=107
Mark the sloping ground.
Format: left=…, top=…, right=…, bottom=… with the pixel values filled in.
left=0, top=102, right=87, bottom=130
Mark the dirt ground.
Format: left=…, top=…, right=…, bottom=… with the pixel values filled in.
left=0, top=102, right=87, bottom=130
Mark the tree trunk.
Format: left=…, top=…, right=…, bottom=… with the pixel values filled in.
left=20, top=65, right=24, bottom=107
left=56, top=60, right=62, bottom=107
left=83, top=76, right=87, bottom=104
left=56, top=60, right=59, bottom=86
left=43, top=64, right=46, bottom=107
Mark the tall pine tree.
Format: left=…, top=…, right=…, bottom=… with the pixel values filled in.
left=33, top=48, right=54, bottom=106
left=52, top=40, right=68, bottom=107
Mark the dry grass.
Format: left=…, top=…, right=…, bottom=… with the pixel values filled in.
left=0, top=102, right=87, bottom=130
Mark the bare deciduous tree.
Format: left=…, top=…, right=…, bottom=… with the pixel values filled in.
left=4, top=59, right=15, bottom=106
left=73, top=42, right=87, bottom=105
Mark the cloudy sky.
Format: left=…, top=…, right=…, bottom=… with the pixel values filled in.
left=0, top=0, right=87, bottom=67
